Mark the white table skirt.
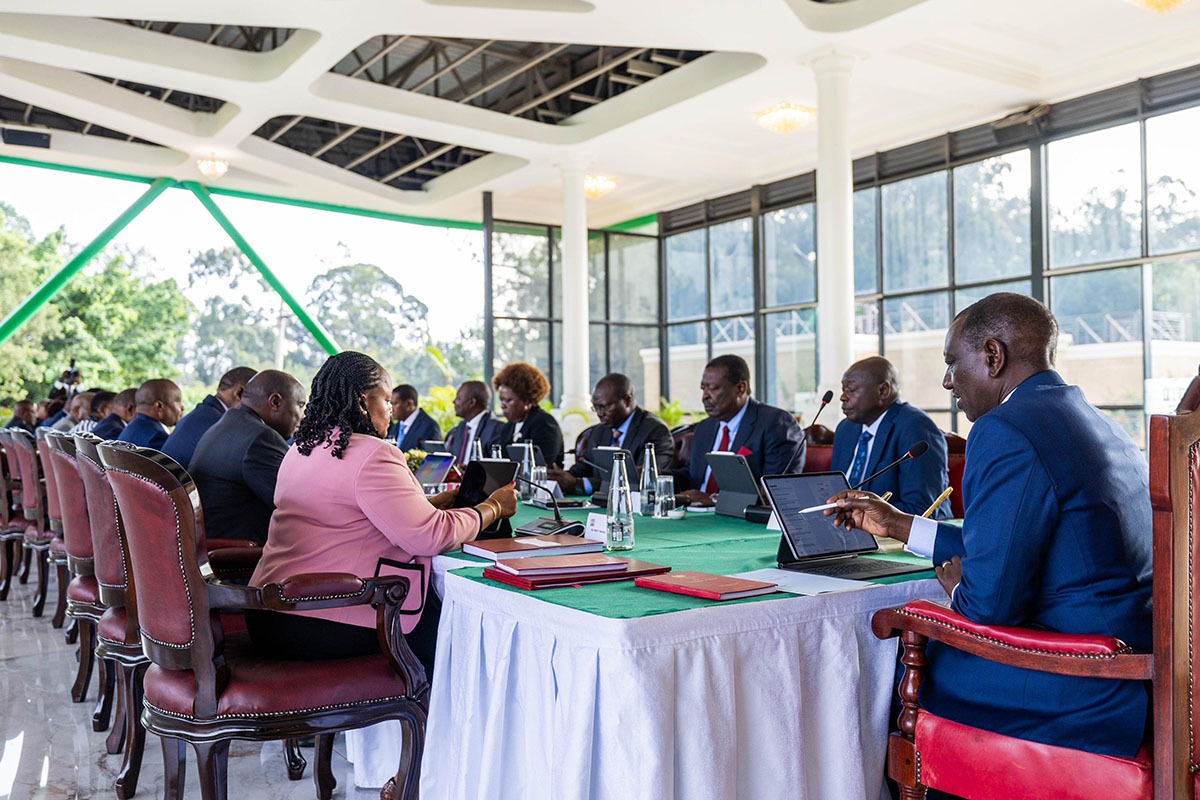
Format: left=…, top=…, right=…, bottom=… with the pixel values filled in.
left=410, top=569, right=941, bottom=800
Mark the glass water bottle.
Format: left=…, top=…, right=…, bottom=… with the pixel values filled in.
left=606, top=451, right=636, bottom=551
left=639, top=443, right=658, bottom=516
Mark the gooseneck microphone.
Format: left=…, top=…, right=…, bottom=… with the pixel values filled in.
left=514, top=475, right=564, bottom=524
left=511, top=475, right=586, bottom=537
left=809, top=390, right=835, bottom=430
left=850, top=440, right=930, bottom=490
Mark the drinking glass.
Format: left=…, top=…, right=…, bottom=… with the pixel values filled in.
left=654, top=475, right=675, bottom=518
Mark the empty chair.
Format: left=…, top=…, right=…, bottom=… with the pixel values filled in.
left=37, top=427, right=71, bottom=630
left=0, top=431, right=26, bottom=600
left=8, top=428, right=53, bottom=616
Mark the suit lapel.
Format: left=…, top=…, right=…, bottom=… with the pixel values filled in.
left=730, top=400, right=758, bottom=455
left=863, top=405, right=899, bottom=478
left=623, top=408, right=645, bottom=451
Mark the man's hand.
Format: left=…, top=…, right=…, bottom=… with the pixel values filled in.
left=678, top=489, right=715, bottom=507
left=824, top=490, right=915, bottom=543
left=547, top=467, right=579, bottom=494
left=935, top=555, right=962, bottom=598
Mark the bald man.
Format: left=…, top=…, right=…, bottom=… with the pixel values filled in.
left=830, top=356, right=951, bottom=518
left=163, top=366, right=257, bottom=468
left=189, top=370, right=305, bottom=544
left=116, top=379, right=185, bottom=450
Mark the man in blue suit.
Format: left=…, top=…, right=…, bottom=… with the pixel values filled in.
left=162, top=366, right=256, bottom=468
left=387, top=384, right=442, bottom=451
left=831, top=357, right=951, bottom=517
left=443, top=381, right=502, bottom=464
left=678, top=354, right=805, bottom=504
left=832, top=293, right=1152, bottom=758
left=117, top=379, right=186, bottom=451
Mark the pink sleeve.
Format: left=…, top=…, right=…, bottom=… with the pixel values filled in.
left=354, top=442, right=480, bottom=556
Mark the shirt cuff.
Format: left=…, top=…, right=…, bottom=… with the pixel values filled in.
left=582, top=477, right=594, bottom=496
left=905, top=516, right=939, bottom=559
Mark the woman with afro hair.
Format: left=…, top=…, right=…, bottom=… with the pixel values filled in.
left=493, top=361, right=565, bottom=468
left=248, top=351, right=516, bottom=672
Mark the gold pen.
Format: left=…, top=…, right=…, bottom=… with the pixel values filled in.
left=880, top=491, right=893, bottom=503
left=922, top=487, right=953, bottom=518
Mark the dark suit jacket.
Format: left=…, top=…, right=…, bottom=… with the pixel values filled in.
left=162, top=394, right=225, bottom=468
left=189, top=406, right=289, bottom=545
left=90, top=413, right=126, bottom=441
left=830, top=401, right=951, bottom=518
left=117, top=413, right=169, bottom=450
left=4, top=417, right=34, bottom=434
left=388, top=408, right=443, bottom=451
left=443, top=411, right=503, bottom=460
left=684, top=398, right=805, bottom=491
left=568, top=407, right=675, bottom=493
left=925, top=370, right=1152, bottom=757
left=496, top=404, right=565, bottom=468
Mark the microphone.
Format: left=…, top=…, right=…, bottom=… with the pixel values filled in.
left=511, top=475, right=585, bottom=537
left=580, top=457, right=609, bottom=475
left=850, top=440, right=929, bottom=490
left=809, top=390, right=834, bottom=430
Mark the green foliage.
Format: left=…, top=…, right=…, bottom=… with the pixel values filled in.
left=421, top=385, right=459, bottom=433
left=656, top=398, right=701, bottom=429
left=0, top=203, right=62, bottom=401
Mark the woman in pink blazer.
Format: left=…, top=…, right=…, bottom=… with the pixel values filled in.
left=249, top=351, right=516, bottom=671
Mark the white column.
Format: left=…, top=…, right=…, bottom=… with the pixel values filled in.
left=559, top=163, right=590, bottom=413
left=812, top=51, right=857, bottom=396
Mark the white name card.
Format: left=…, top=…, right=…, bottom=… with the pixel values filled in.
left=584, top=512, right=608, bottom=543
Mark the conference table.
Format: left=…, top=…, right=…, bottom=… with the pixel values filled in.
left=395, top=505, right=942, bottom=800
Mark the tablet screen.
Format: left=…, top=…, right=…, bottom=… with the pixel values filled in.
left=760, top=473, right=877, bottom=559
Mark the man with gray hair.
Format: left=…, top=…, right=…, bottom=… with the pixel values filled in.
left=830, top=356, right=950, bottom=517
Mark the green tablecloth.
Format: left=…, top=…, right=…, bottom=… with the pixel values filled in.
left=447, top=504, right=936, bottom=619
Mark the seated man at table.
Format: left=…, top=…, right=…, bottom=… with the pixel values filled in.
left=162, top=366, right=256, bottom=468
left=388, top=384, right=442, bottom=451
left=548, top=373, right=674, bottom=496
left=678, top=354, right=805, bottom=506
left=443, top=380, right=502, bottom=464
left=4, top=399, right=36, bottom=434
left=832, top=356, right=951, bottom=518
left=831, top=292, right=1152, bottom=758
left=189, top=370, right=305, bottom=544
left=91, top=388, right=136, bottom=440
left=117, top=379, right=185, bottom=450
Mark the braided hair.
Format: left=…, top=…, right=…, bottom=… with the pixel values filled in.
left=294, top=351, right=388, bottom=459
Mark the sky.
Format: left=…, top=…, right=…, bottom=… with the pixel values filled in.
left=0, top=160, right=485, bottom=342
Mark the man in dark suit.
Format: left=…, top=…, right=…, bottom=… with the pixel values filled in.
left=832, top=293, right=1152, bottom=758
left=548, top=373, right=675, bottom=496
left=678, top=354, right=805, bottom=504
left=189, top=370, right=305, bottom=545
left=387, top=384, right=442, bottom=451
left=4, top=400, right=36, bottom=434
left=831, top=356, right=951, bottom=518
left=443, top=381, right=502, bottom=465
left=91, top=388, right=136, bottom=440
left=117, top=379, right=185, bottom=450
left=162, top=366, right=256, bottom=468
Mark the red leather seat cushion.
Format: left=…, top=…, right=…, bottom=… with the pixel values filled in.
left=915, top=712, right=1151, bottom=800
left=67, top=575, right=99, bottom=605
left=98, top=607, right=140, bottom=647
left=49, top=536, right=67, bottom=555
left=144, top=652, right=409, bottom=720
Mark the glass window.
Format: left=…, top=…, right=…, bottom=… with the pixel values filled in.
left=882, top=172, right=948, bottom=293
left=953, top=280, right=1032, bottom=314
left=953, top=152, right=1031, bottom=283
left=763, top=204, right=816, bottom=307
left=854, top=188, right=879, bottom=296
left=494, top=224, right=550, bottom=318
left=494, top=318, right=551, bottom=382
left=549, top=322, right=605, bottom=405
left=709, top=218, right=754, bottom=314
left=854, top=300, right=882, bottom=361
left=1146, top=107, right=1200, bottom=256
left=1051, top=267, right=1143, bottom=407
left=763, top=309, right=816, bottom=413
left=667, top=322, right=708, bottom=412
left=665, top=230, right=706, bottom=320
left=882, top=291, right=951, bottom=413
left=588, top=232, right=606, bottom=320
left=1048, top=124, right=1142, bottom=268
left=1103, top=409, right=1146, bottom=451
left=609, top=325, right=660, bottom=410
left=608, top=234, right=658, bottom=323
left=1148, top=259, right=1200, bottom=412
left=710, top=315, right=755, bottom=388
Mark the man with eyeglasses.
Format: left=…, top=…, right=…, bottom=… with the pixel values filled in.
left=548, top=373, right=674, bottom=497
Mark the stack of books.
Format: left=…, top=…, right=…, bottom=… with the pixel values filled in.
left=481, top=552, right=671, bottom=590
left=634, top=570, right=778, bottom=601
left=462, top=533, right=603, bottom=561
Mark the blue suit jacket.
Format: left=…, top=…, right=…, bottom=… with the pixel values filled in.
left=161, top=395, right=225, bottom=468
left=830, top=401, right=951, bottom=518
left=388, top=408, right=443, bottom=452
left=443, top=411, right=503, bottom=460
left=926, top=370, right=1152, bottom=757
left=685, top=398, right=805, bottom=491
left=116, top=413, right=169, bottom=451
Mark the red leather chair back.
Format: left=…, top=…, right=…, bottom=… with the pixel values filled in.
left=75, top=434, right=135, bottom=629
left=943, top=432, right=967, bottom=518
left=8, top=429, right=44, bottom=529
left=805, top=424, right=835, bottom=445
left=804, top=444, right=833, bottom=474
left=45, top=433, right=94, bottom=568
left=36, top=428, right=63, bottom=533
left=99, top=442, right=218, bottom=678
left=574, top=424, right=597, bottom=463
left=0, top=433, right=20, bottom=529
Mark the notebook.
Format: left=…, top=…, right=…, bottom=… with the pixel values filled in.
left=634, top=571, right=778, bottom=601
left=462, top=533, right=603, bottom=561
left=760, top=472, right=932, bottom=581
left=483, top=559, right=670, bottom=590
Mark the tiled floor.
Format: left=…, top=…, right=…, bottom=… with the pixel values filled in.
left=0, top=571, right=385, bottom=799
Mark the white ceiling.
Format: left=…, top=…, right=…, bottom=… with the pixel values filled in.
left=1, top=0, right=1199, bottom=228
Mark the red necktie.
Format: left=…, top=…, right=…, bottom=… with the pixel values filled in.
left=703, top=425, right=731, bottom=494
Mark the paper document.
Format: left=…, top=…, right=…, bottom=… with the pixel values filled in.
left=729, top=568, right=875, bottom=596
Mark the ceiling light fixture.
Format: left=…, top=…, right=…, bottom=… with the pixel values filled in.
left=584, top=174, right=617, bottom=199
left=196, top=154, right=229, bottom=180
left=755, top=103, right=817, bottom=135
left=1125, top=0, right=1190, bottom=10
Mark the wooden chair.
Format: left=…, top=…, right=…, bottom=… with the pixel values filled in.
left=44, top=431, right=109, bottom=708
left=0, top=431, right=27, bottom=600
left=942, top=431, right=966, bottom=518
left=37, top=427, right=71, bottom=630
left=8, top=428, right=53, bottom=617
left=99, top=441, right=428, bottom=800
left=870, top=385, right=1200, bottom=799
